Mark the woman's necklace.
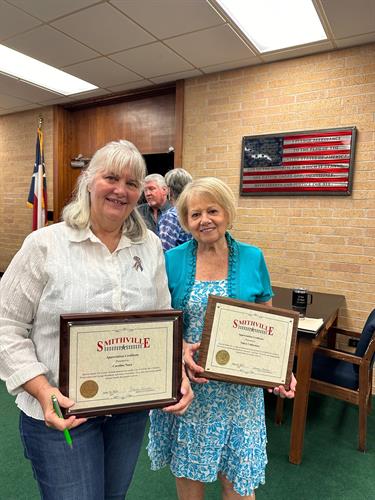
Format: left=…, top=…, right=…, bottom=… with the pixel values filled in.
left=181, top=232, right=237, bottom=311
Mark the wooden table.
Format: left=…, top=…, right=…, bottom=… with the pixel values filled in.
left=272, top=286, right=345, bottom=464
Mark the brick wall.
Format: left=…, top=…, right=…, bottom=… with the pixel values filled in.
left=0, top=45, right=374, bottom=335
left=182, top=43, right=375, bottom=333
left=0, top=107, right=53, bottom=271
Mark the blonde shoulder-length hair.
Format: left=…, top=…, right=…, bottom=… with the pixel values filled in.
left=62, top=140, right=148, bottom=241
left=176, top=177, right=236, bottom=233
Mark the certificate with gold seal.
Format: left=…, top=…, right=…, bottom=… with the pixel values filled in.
left=198, top=296, right=299, bottom=389
left=59, top=310, right=182, bottom=417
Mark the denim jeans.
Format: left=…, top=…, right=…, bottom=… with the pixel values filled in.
left=19, top=410, right=148, bottom=500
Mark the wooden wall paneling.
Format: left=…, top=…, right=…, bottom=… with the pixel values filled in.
left=70, top=93, right=176, bottom=157
left=54, top=85, right=182, bottom=215
left=53, top=106, right=74, bottom=222
left=174, top=80, right=184, bottom=167
left=70, top=107, right=98, bottom=159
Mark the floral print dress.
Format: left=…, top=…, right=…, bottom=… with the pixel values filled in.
left=148, top=279, right=267, bottom=496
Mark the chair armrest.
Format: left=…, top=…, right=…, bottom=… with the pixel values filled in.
left=314, top=346, right=361, bottom=365
left=328, top=327, right=361, bottom=339
left=363, top=336, right=375, bottom=363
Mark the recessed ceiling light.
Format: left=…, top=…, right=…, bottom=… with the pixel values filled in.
left=0, top=44, right=98, bottom=95
left=215, top=0, right=327, bottom=53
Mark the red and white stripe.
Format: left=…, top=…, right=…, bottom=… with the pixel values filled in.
left=242, top=130, right=354, bottom=194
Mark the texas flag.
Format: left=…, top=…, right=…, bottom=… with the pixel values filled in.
left=27, top=126, right=48, bottom=230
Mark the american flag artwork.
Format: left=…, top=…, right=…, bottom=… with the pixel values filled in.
left=240, top=127, right=356, bottom=196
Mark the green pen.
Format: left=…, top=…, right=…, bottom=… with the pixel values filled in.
left=51, top=394, right=73, bottom=448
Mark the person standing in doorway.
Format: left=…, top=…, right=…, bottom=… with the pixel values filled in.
left=138, top=173, right=171, bottom=233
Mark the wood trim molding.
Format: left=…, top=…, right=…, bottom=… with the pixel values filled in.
left=174, top=80, right=184, bottom=167
left=53, top=106, right=72, bottom=222
left=63, top=83, right=176, bottom=111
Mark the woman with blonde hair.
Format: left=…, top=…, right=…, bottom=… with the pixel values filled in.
left=148, top=177, right=296, bottom=499
left=0, top=140, right=193, bottom=500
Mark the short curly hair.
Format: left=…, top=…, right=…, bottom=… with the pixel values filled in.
left=176, top=177, right=236, bottom=233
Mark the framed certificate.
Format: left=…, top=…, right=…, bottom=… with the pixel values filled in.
left=59, top=310, right=182, bottom=417
left=198, top=296, right=299, bottom=389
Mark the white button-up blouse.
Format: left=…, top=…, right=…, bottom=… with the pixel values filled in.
left=0, top=222, right=171, bottom=420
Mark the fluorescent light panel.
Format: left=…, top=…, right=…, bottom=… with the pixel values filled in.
left=216, top=0, right=327, bottom=53
left=0, top=44, right=98, bottom=95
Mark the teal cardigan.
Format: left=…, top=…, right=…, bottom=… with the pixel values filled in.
left=165, top=233, right=273, bottom=313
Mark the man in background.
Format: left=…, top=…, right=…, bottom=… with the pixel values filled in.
left=138, top=174, right=171, bottom=233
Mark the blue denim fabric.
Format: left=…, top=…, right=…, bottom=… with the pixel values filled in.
left=19, top=410, right=148, bottom=500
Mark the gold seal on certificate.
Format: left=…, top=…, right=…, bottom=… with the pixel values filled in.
left=215, top=350, right=230, bottom=365
left=198, top=296, right=299, bottom=389
left=59, top=310, right=183, bottom=417
left=80, top=380, right=99, bottom=398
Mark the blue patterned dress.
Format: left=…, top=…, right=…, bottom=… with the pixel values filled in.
left=148, top=279, right=267, bottom=496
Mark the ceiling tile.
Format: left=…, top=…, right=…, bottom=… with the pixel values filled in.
left=52, top=3, right=156, bottom=54
left=321, top=0, right=375, bottom=38
left=201, top=56, right=260, bottom=74
left=0, top=0, right=41, bottom=41
left=110, top=42, right=194, bottom=78
left=0, top=93, right=32, bottom=108
left=107, top=80, right=154, bottom=93
left=111, top=0, right=224, bottom=39
left=165, top=24, right=255, bottom=67
left=335, top=32, right=375, bottom=48
left=261, top=41, right=334, bottom=63
left=0, top=74, right=59, bottom=100
left=7, top=0, right=98, bottom=21
left=4, top=26, right=99, bottom=67
left=150, top=69, right=203, bottom=84
left=0, top=103, right=40, bottom=115
left=0, top=0, right=375, bottom=114
left=64, top=57, right=142, bottom=87
left=38, top=88, right=111, bottom=105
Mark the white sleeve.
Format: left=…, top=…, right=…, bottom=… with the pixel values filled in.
left=0, top=234, right=49, bottom=395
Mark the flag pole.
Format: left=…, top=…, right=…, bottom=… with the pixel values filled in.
left=28, top=115, right=48, bottom=230
left=36, top=119, right=43, bottom=229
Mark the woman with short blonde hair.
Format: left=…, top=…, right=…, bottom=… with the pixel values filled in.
left=149, top=177, right=296, bottom=500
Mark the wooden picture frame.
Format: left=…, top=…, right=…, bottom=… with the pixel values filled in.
left=198, top=296, right=299, bottom=389
left=59, top=310, right=182, bottom=417
left=240, top=126, right=356, bottom=196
